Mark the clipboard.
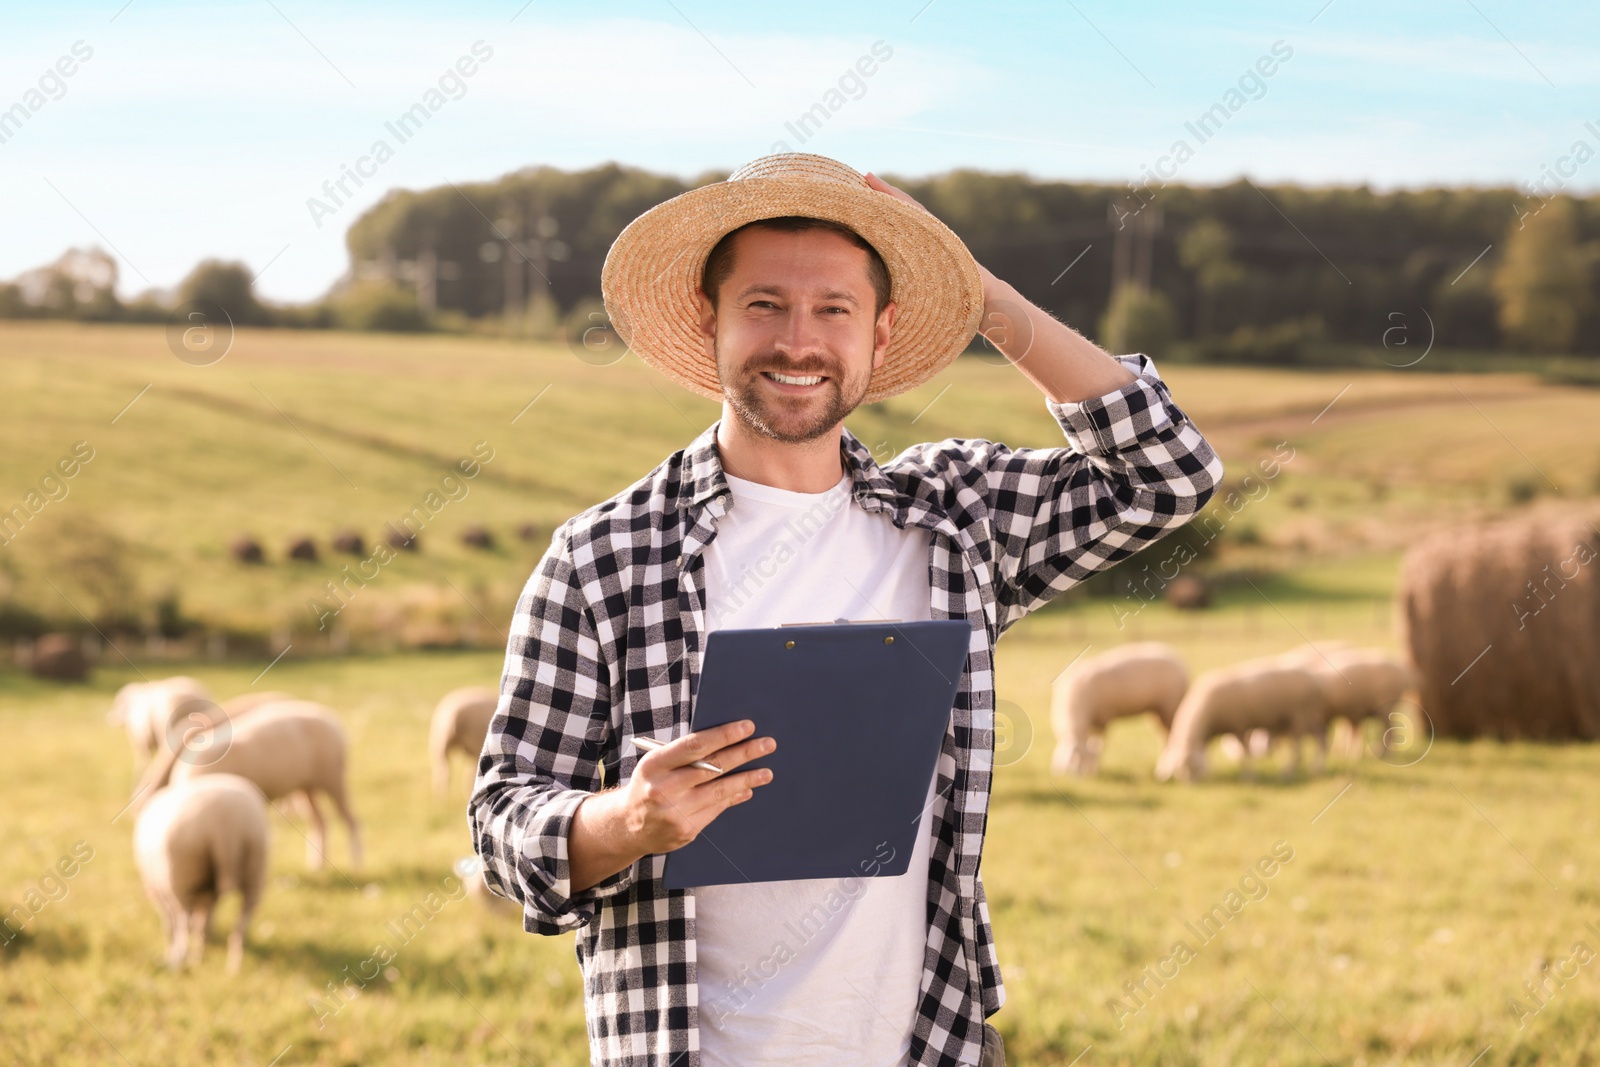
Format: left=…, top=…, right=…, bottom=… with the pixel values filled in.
left=661, top=618, right=971, bottom=890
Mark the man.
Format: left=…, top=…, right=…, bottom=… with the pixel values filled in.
left=470, top=153, right=1223, bottom=1067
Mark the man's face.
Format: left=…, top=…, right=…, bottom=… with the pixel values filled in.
left=697, top=227, right=896, bottom=444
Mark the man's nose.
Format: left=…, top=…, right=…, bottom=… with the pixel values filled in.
left=771, top=306, right=829, bottom=358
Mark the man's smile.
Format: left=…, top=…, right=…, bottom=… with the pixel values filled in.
left=760, top=370, right=830, bottom=392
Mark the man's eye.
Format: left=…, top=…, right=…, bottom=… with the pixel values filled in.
left=823, top=306, right=849, bottom=315
left=749, top=300, right=778, bottom=309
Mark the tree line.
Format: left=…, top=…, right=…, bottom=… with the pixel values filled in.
left=5, top=161, right=1599, bottom=362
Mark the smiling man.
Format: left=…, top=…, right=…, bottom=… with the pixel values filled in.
left=469, top=153, right=1223, bottom=1067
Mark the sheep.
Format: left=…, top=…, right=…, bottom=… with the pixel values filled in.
left=107, top=676, right=215, bottom=768
left=218, top=690, right=295, bottom=720
left=133, top=773, right=268, bottom=973
left=1291, top=645, right=1421, bottom=759
left=132, top=700, right=362, bottom=870
left=1050, top=642, right=1188, bottom=776
left=429, top=686, right=499, bottom=796
left=1154, top=651, right=1330, bottom=782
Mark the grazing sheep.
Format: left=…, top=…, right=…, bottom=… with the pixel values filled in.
left=218, top=690, right=295, bottom=721
left=108, top=676, right=215, bottom=768
left=1398, top=511, right=1600, bottom=740
left=133, top=700, right=362, bottom=870
left=134, top=773, right=268, bottom=973
left=1050, top=643, right=1188, bottom=776
left=1155, top=651, right=1329, bottom=782
left=1215, top=729, right=1270, bottom=763
left=430, top=686, right=498, bottom=795
left=1291, top=645, right=1421, bottom=759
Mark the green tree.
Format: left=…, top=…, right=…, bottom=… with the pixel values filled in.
left=178, top=259, right=270, bottom=325
left=1178, top=217, right=1245, bottom=337
left=1492, top=197, right=1592, bottom=352
left=1099, top=285, right=1178, bottom=357
left=328, top=281, right=430, bottom=332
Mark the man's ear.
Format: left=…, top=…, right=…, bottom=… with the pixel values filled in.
left=695, top=288, right=717, bottom=360
left=871, top=300, right=898, bottom=371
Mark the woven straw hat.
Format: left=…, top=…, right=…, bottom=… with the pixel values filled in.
left=600, top=153, right=984, bottom=404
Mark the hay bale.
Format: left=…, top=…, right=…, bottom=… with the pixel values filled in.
left=385, top=524, right=419, bottom=552
left=460, top=525, right=494, bottom=551
left=331, top=529, right=365, bottom=555
left=1397, top=509, right=1600, bottom=741
left=229, top=536, right=264, bottom=564
left=1164, top=574, right=1211, bottom=611
left=286, top=536, right=318, bottom=562
left=30, top=633, right=88, bottom=681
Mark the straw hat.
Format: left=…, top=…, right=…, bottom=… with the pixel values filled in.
left=600, top=153, right=984, bottom=404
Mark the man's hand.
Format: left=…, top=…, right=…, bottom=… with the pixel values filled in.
left=864, top=172, right=1002, bottom=298
left=569, top=720, right=776, bottom=892
left=863, top=169, right=1137, bottom=404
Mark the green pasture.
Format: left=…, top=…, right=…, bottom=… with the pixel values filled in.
left=3, top=320, right=1600, bottom=1064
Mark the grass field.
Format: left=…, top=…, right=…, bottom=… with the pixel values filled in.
left=4, top=320, right=1600, bottom=1065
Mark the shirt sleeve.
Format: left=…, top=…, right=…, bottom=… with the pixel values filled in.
left=467, top=524, right=636, bottom=934
left=972, top=352, right=1223, bottom=634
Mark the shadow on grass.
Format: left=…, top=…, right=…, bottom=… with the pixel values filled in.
left=1011, top=784, right=1166, bottom=809
left=253, top=931, right=533, bottom=1003
left=0, top=923, right=91, bottom=963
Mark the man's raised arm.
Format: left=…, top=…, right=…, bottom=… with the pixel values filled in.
left=862, top=174, right=1223, bottom=634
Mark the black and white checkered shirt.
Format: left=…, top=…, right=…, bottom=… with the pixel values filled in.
left=469, top=352, right=1222, bottom=1066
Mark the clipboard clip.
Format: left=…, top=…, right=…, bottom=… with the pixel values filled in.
left=777, top=618, right=904, bottom=627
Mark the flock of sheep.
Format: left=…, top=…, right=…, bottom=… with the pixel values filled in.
left=108, top=679, right=502, bottom=972
left=106, top=640, right=1415, bottom=971
left=1050, top=641, right=1419, bottom=782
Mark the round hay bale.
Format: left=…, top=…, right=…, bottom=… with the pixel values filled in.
left=386, top=523, right=419, bottom=552
left=1397, top=509, right=1600, bottom=741
left=286, top=536, right=318, bottom=562
left=331, top=529, right=365, bottom=555
left=30, top=633, right=89, bottom=681
left=516, top=522, right=540, bottom=543
left=229, top=536, right=264, bottom=564
left=461, top=525, right=495, bottom=551
left=1164, top=574, right=1211, bottom=611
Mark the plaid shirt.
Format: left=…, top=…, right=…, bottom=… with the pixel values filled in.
left=469, top=352, right=1222, bottom=1066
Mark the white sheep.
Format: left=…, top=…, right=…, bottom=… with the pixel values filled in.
left=218, top=690, right=295, bottom=720
left=107, top=676, right=214, bottom=768
left=429, top=686, right=498, bottom=796
left=1292, top=646, right=1421, bottom=758
left=133, top=773, right=268, bottom=973
left=133, top=700, right=362, bottom=870
left=1214, top=641, right=1350, bottom=764
left=1154, top=650, right=1330, bottom=782
left=1050, top=642, right=1189, bottom=776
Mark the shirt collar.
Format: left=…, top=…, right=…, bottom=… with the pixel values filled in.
left=683, top=417, right=903, bottom=516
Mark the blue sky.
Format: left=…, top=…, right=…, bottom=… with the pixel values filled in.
left=3, top=0, right=1598, bottom=302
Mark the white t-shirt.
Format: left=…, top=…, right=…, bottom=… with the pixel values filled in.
left=695, top=467, right=939, bottom=1067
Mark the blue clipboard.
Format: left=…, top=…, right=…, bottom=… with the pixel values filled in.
left=661, top=618, right=971, bottom=890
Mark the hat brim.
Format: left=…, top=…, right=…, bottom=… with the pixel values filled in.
left=600, top=175, right=984, bottom=404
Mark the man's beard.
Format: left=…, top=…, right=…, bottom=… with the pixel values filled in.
left=717, top=342, right=870, bottom=445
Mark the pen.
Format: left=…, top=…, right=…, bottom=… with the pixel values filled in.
left=631, top=735, right=724, bottom=775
